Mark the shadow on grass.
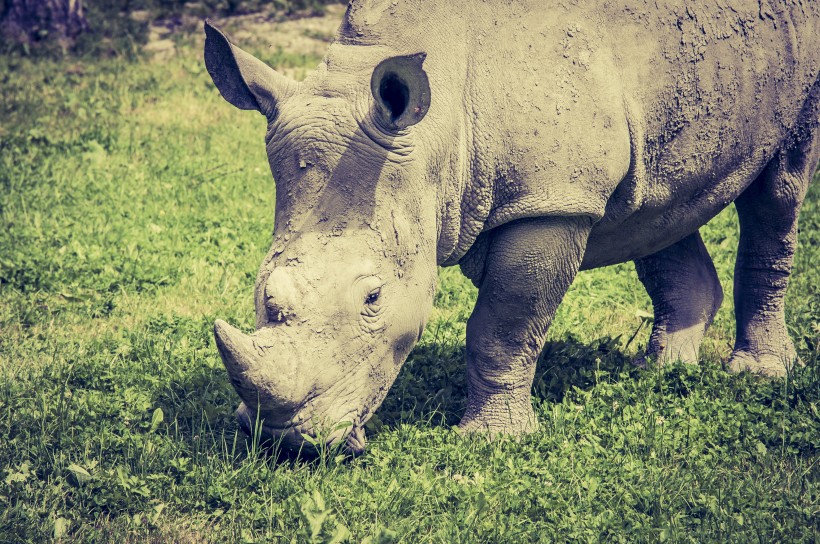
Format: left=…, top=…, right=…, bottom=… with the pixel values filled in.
left=371, top=335, right=637, bottom=434
left=179, top=329, right=819, bottom=464
left=157, top=330, right=639, bottom=462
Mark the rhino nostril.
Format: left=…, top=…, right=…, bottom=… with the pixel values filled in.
left=265, top=299, right=292, bottom=324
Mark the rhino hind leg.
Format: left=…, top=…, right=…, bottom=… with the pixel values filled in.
left=729, top=131, right=819, bottom=377
left=633, top=231, right=724, bottom=367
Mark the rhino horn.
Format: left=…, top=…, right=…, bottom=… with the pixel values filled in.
left=204, top=20, right=299, bottom=118
left=213, top=320, right=303, bottom=416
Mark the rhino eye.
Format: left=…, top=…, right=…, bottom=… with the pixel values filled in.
left=365, top=288, right=381, bottom=306
left=379, top=73, right=409, bottom=121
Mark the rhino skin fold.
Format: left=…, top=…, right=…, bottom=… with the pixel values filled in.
left=203, top=2, right=820, bottom=453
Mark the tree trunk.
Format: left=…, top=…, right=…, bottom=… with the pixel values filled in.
left=0, top=0, right=88, bottom=46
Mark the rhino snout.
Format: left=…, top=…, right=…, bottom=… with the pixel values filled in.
left=216, top=319, right=371, bottom=455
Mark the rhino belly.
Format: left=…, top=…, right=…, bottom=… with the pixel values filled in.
left=580, top=150, right=772, bottom=270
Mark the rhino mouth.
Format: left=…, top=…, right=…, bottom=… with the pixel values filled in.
left=234, top=401, right=367, bottom=456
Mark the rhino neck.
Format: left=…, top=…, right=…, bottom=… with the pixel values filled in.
left=434, top=114, right=494, bottom=268
left=431, top=36, right=497, bottom=267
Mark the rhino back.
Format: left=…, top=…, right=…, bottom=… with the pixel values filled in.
left=582, top=0, right=820, bottom=266
left=446, top=1, right=820, bottom=269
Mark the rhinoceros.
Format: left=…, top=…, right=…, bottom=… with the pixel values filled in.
left=204, top=1, right=820, bottom=454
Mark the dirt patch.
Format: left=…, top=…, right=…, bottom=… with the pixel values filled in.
left=220, top=6, right=343, bottom=56
left=143, top=5, right=345, bottom=76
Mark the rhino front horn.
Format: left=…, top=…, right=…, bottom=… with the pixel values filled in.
left=213, top=320, right=303, bottom=414
left=214, top=320, right=265, bottom=404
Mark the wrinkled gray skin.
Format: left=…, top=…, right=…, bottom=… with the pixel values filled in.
left=205, top=1, right=820, bottom=453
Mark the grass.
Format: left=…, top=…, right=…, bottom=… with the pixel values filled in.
left=1, top=29, right=819, bottom=543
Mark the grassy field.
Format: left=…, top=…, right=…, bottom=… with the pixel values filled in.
left=1, top=17, right=819, bottom=543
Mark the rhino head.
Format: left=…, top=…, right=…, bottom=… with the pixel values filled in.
left=204, top=14, right=463, bottom=454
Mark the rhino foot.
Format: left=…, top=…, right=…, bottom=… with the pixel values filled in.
left=632, top=322, right=706, bottom=368
left=456, top=406, right=539, bottom=439
left=727, top=347, right=799, bottom=378
left=633, top=231, right=724, bottom=369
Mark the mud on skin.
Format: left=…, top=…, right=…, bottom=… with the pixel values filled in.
left=204, top=1, right=820, bottom=454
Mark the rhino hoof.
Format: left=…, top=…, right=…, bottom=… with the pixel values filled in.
left=727, top=350, right=799, bottom=378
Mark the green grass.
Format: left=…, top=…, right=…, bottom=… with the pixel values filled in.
left=1, top=38, right=819, bottom=543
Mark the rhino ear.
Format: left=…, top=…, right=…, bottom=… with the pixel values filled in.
left=370, top=53, right=431, bottom=130
left=204, top=20, right=296, bottom=117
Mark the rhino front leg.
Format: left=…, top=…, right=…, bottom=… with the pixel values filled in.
left=730, top=134, right=818, bottom=377
left=633, top=231, right=724, bottom=366
left=458, top=216, right=591, bottom=437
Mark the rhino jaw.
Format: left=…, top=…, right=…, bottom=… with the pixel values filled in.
left=235, top=401, right=368, bottom=456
